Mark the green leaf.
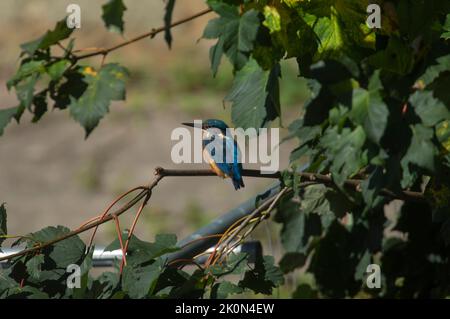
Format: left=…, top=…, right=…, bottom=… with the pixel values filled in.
left=211, top=281, right=243, bottom=299
left=27, top=226, right=85, bottom=268
left=69, top=64, right=129, bottom=137
left=51, top=67, right=89, bottom=110
left=276, top=197, right=306, bottom=252
left=102, top=0, right=127, bottom=34
left=367, top=37, right=413, bottom=75
left=293, top=283, right=318, bottom=299
left=279, top=252, right=307, bottom=273
left=31, top=90, right=48, bottom=123
left=239, top=255, right=284, bottom=294
left=420, top=54, right=450, bottom=86
left=106, top=233, right=178, bottom=266
left=0, top=107, right=19, bottom=136
left=441, top=14, right=450, bottom=40
left=409, top=90, right=450, bottom=127
left=350, top=71, right=389, bottom=144
left=122, top=258, right=165, bottom=299
left=91, top=272, right=120, bottom=299
left=164, top=0, right=176, bottom=48
left=263, top=6, right=281, bottom=34
left=7, top=60, right=46, bottom=90
left=203, top=4, right=260, bottom=72
left=311, top=14, right=345, bottom=59
left=21, top=19, right=73, bottom=56
left=47, top=59, right=71, bottom=82
left=25, top=254, right=45, bottom=281
left=320, top=125, right=367, bottom=187
left=401, top=124, right=438, bottom=187
left=226, top=59, right=280, bottom=129
left=360, top=166, right=385, bottom=207
left=16, top=74, right=39, bottom=110
left=436, top=120, right=450, bottom=153
left=210, top=252, right=248, bottom=277
left=0, top=203, right=7, bottom=246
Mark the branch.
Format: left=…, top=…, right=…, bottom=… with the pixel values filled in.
left=0, top=166, right=426, bottom=263
left=156, top=167, right=426, bottom=202
left=0, top=173, right=163, bottom=263
left=74, top=8, right=213, bottom=60
left=156, top=167, right=281, bottom=179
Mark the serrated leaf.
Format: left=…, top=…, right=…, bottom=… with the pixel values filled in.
left=409, top=90, right=450, bottom=127
left=203, top=4, right=260, bottom=73
left=47, top=59, right=71, bottom=82
left=25, top=254, right=45, bottom=281
left=239, top=255, right=284, bottom=294
left=279, top=252, right=307, bottom=273
left=360, top=166, right=385, bottom=207
left=210, top=252, right=248, bottom=276
left=436, top=120, right=450, bottom=152
left=320, top=125, right=367, bottom=187
left=52, top=67, right=88, bottom=110
left=16, top=74, right=40, bottom=111
left=401, top=124, right=438, bottom=187
left=27, top=226, right=85, bottom=268
left=31, top=90, right=48, bottom=123
left=102, top=0, right=127, bottom=34
left=226, top=59, right=280, bottom=129
left=420, top=54, right=450, bottom=86
left=69, top=63, right=129, bottom=137
left=263, top=6, right=281, bottom=34
left=7, top=60, right=46, bottom=90
left=312, top=14, right=345, bottom=58
left=211, top=281, right=243, bottom=299
left=21, top=19, right=73, bottom=56
left=122, top=258, right=165, bottom=299
left=106, top=233, right=178, bottom=266
left=367, top=37, right=413, bottom=75
left=0, top=107, right=19, bottom=136
left=350, top=71, right=388, bottom=144
left=164, top=0, right=176, bottom=48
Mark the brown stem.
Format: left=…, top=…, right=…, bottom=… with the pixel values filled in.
left=75, top=8, right=213, bottom=60
left=156, top=167, right=425, bottom=202
left=0, top=173, right=163, bottom=263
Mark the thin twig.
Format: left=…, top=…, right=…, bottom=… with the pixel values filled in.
left=0, top=173, right=163, bottom=263
left=157, top=168, right=425, bottom=202
left=120, top=192, right=151, bottom=273
left=87, top=186, right=148, bottom=249
left=74, top=8, right=213, bottom=60
left=212, top=187, right=290, bottom=265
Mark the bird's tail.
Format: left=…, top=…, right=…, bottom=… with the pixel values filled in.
left=232, top=176, right=245, bottom=190
left=232, top=164, right=245, bottom=190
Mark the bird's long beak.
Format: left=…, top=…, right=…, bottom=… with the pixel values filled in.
left=182, top=122, right=196, bottom=128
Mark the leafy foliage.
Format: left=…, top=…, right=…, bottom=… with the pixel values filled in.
left=102, top=0, right=127, bottom=34
left=0, top=205, right=283, bottom=298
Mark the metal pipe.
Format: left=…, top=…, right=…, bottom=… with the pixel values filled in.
left=165, top=182, right=281, bottom=263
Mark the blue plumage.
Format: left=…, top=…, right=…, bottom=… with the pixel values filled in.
left=183, top=119, right=245, bottom=190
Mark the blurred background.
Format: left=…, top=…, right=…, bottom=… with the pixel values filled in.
left=0, top=0, right=309, bottom=259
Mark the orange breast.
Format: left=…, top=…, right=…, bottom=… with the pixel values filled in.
left=203, top=148, right=228, bottom=178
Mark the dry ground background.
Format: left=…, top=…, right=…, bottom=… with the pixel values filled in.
left=0, top=1, right=308, bottom=250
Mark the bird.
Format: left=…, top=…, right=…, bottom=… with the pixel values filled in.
left=182, top=119, right=245, bottom=190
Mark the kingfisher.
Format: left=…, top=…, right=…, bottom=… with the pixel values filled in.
left=182, top=119, right=245, bottom=190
